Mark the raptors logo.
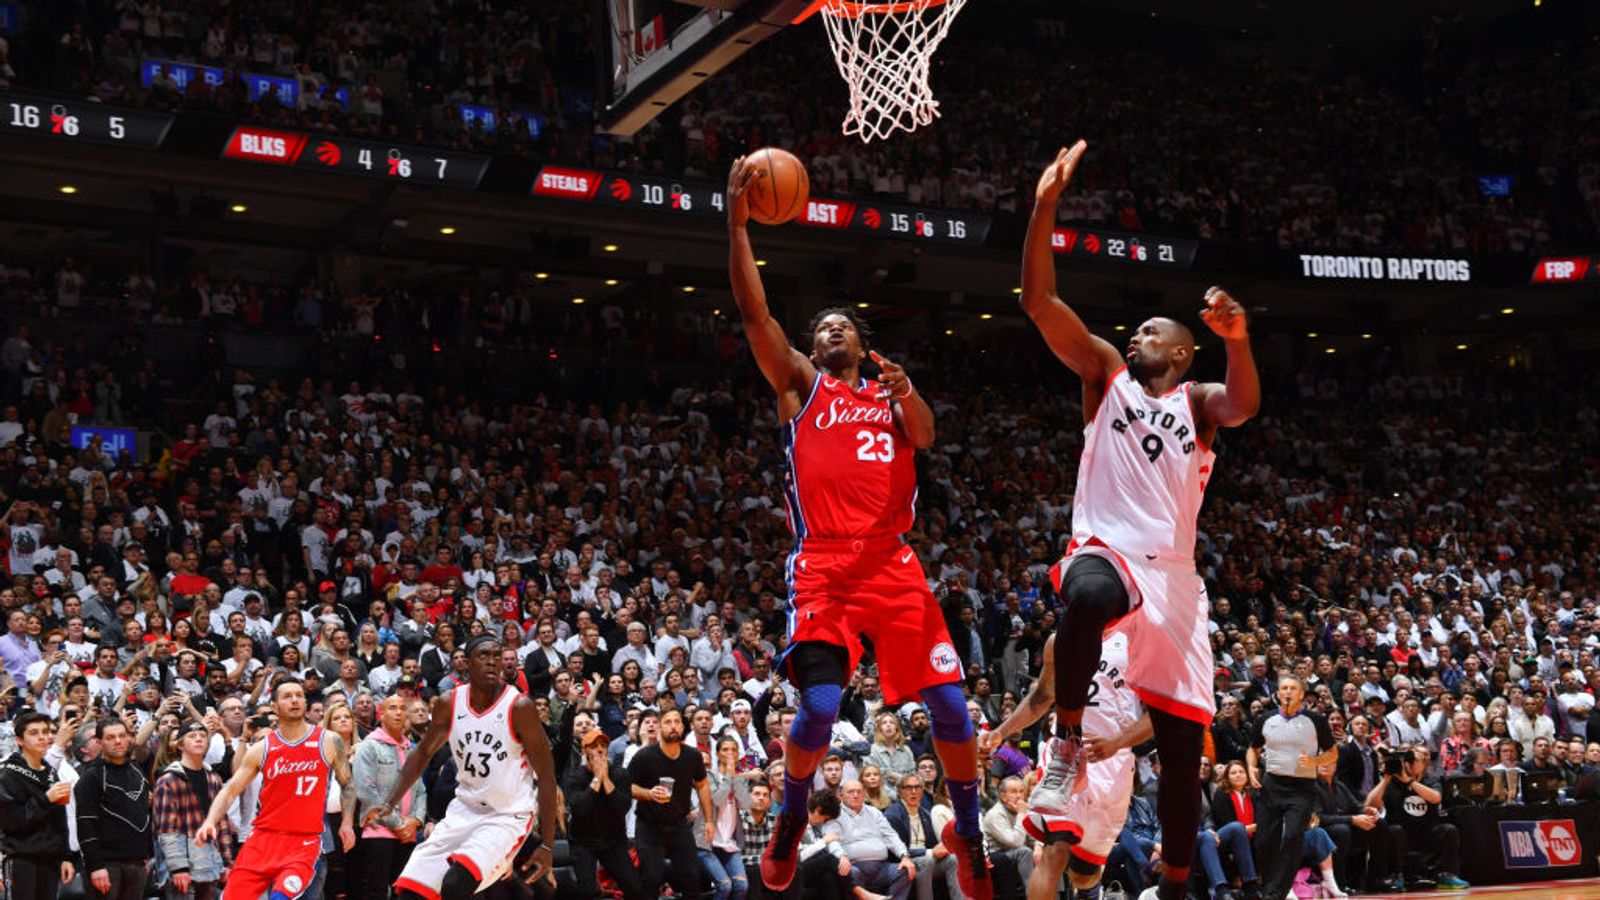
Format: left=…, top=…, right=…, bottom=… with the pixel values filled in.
left=929, top=642, right=961, bottom=675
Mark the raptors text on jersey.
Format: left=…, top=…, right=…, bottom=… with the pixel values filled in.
left=1073, top=366, right=1216, bottom=563
left=783, top=374, right=917, bottom=540
left=253, top=726, right=331, bottom=835
left=449, top=685, right=537, bottom=815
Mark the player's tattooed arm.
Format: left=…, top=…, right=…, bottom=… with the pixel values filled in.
left=981, top=635, right=1056, bottom=752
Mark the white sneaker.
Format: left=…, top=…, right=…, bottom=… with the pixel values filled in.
left=1137, top=888, right=1160, bottom=900
left=1322, top=878, right=1348, bottom=898
left=1028, top=735, right=1084, bottom=817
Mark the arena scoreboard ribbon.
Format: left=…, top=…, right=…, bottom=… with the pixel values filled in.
left=1529, top=257, right=1596, bottom=284
left=532, top=164, right=993, bottom=246
left=0, top=91, right=173, bottom=149
left=220, top=126, right=490, bottom=190
left=1052, top=227, right=1197, bottom=268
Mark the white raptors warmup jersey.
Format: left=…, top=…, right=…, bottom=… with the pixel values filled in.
left=1072, top=367, right=1216, bottom=563
left=450, top=685, right=537, bottom=815
left=1039, top=631, right=1141, bottom=770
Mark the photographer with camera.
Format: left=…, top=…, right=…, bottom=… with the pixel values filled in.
left=1363, top=745, right=1467, bottom=891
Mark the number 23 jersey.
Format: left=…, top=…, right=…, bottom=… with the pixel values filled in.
left=1073, top=366, right=1216, bottom=563
left=784, top=373, right=916, bottom=540
left=449, top=685, right=537, bottom=815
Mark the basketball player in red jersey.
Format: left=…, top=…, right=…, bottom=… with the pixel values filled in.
left=195, top=679, right=356, bottom=900
left=1019, top=140, right=1260, bottom=900
left=727, top=157, right=992, bottom=899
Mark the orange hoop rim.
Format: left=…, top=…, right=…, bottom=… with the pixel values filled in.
left=792, top=0, right=948, bottom=23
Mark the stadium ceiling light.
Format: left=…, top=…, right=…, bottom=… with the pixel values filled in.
left=229, top=204, right=248, bottom=213
left=1456, top=343, right=1469, bottom=350
left=1113, top=325, right=1127, bottom=332
left=439, top=226, right=457, bottom=235
left=1500, top=307, right=1515, bottom=315
left=1011, top=287, right=1022, bottom=294
left=944, top=328, right=954, bottom=335
left=602, top=243, right=620, bottom=252
left=604, top=279, right=619, bottom=286
left=1325, top=348, right=1336, bottom=354
left=58, top=185, right=78, bottom=194
left=755, top=259, right=768, bottom=267
left=682, top=286, right=696, bottom=293
left=572, top=297, right=586, bottom=305
left=533, top=272, right=549, bottom=280
left=980, top=313, right=993, bottom=320
left=1361, top=333, right=1373, bottom=339
left=1306, top=331, right=1319, bottom=338
left=856, top=302, right=870, bottom=308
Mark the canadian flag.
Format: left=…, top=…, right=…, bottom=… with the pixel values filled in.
left=634, top=15, right=666, bottom=57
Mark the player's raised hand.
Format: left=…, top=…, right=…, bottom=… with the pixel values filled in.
left=1035, top=140, right=1087, bottom=206
left=194, top=818, right=218, bottom=845
left=1199, top=286, right=1248, bottom=341
left=870, top=351, right=912, bottom=401
left=726, top=156, right=757, bottom=228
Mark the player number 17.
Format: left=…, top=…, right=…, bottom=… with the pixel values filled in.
left=855, top=430, right=894, bottom=463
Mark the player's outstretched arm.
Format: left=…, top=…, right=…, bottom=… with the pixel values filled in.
left=727, top=157, right=816, bottom=405
left=1191, top=287, right=1260, bottom=430
left=1020, top=141, right=1123, bottom=386
left=195, top=737, right=264, bottom=844
left=980, top=636, right=1056, bottom=753
left=511, top=696, right=559, bottom=885
left=366, top=693, right=452, bottom=826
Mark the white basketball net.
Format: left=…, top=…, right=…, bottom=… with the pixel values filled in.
left=819, top=0, right=969, bottom=143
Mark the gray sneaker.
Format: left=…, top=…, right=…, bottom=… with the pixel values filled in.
left=1028, top=735, right=1085, bottom=817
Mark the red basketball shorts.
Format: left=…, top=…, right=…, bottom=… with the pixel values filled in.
left=782, top=536, right=962, bottom=704
left=222, top=828, right=322, bottom=900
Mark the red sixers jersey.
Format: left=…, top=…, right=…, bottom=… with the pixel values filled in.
left=252, top=725, right=331, bottom=835
left=783, top=373, right=917, bottom=539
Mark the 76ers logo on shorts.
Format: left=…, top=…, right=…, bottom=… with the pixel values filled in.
left=1500, top=819, right=1582, bottom=868
left=929, top=642, right=961, bottom=675
left=284, top=876, right=304, bottom=894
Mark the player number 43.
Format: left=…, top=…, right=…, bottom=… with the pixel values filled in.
left=855, top=430, right=894, bottom=463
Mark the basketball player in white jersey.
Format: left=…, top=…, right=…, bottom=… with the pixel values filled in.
left=982, top=630, right=1150, bottom=900
left=368, top=634, right=559, bottom=900
left=1018, top=140, right=1260, bottom=900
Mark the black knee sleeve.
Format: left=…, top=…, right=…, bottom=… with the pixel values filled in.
left=1068, top=853, right=1103, bottom=879
left=785, top=640, right=848, bottom=688
left=440, top=862, right=481, bottom=900
left=1151, top=709, right=1205, bottom=873
left=1053, top=555, right=1130, bottom=712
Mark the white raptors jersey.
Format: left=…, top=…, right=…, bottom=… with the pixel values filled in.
left=449, top=685, right=537, bottom=815
left=1040, top=632, right=1142, bottom=769
left=1072, top=367, right=1216, bottom=564
left=1080, top=630, right=1142, bottom=741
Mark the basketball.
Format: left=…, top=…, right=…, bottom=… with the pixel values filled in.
left=744, top=147, right=810, bottom=225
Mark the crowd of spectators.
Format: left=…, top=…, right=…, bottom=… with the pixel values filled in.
left=7, top=1, right=1599, bottom=255
left=0, top=239, right=1597, bottom=900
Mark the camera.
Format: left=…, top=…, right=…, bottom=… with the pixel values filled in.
left=1383, top=747, right=1414, bottom=775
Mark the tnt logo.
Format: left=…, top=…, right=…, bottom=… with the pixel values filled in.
left=929, top=642, right=961, bottom=675
left=1500, top=819, right=1582, bottom=868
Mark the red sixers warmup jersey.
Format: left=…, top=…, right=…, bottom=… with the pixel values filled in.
left=783, top=373, right=917, bottom=539
left=253, top=725, right=331, bottom=834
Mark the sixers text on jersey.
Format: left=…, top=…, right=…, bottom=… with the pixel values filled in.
left=783, top=374, right=917, bottom=539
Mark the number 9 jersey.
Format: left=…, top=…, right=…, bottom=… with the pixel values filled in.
left=783, top=373, right=916, bottom=540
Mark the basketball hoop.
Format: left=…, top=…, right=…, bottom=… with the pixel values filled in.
left=814, top=0, right=969, bottom=143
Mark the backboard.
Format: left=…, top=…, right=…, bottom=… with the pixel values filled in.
left=597, top=0, right=815, bottom=136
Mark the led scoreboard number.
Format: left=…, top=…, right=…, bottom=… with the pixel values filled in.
left=532, top=165, right=993, bottom=245
left=221, top=126, right=489, bottom=190
left=0, top=92, right=173, bottom=149
left=1052, top=227, right=1197, bottom=268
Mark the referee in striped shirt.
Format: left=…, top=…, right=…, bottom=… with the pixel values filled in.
left=1248, top=674, right=1338, bottom=900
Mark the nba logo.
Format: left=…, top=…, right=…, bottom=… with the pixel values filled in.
left=1500, top=819, right=1582, bottom=868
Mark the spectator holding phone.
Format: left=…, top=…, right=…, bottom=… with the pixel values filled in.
left=0, top=710, right=76, bottom=900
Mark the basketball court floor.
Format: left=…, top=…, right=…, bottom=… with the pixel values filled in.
left=1388, top=877, right=1600, bottom=900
